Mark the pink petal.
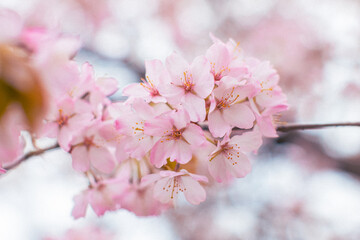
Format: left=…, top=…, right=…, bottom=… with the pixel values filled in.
left=141, top=173, right=163, bottom=187
left=144, top=117, right=173, bottom=137
left=145, top=59, right=163, bottom=86
left=68, top=113, right=94, bottom=131
left=206, top=43, right=231, bottom=75
left=182, top=123, right=205, bottom=146
left=171, top=110, right=190, bottom=130
left=256, top=115, right=278, bottom=138
left=115, top=140, right=130, bottom=163
left=89, top=147, right=115, bottom=174
left=131, top=98, right=155, bottom=120
left=230, top=130, right=263, bottom=153
left=71, top=146, right=90, bottom=172
left=208, top=109, right=231, bottom=138
left=157, top=81, right=184, bottom=101
left=222, top=103, right=255, bottom=129
left=173, top=140, right=192, bottom=164
left=153, top=177, right=174, bottom=203
left=58, top=126, right=74, bottom=151
left=256, top=88, right=287, bottom=108
left=97, top=77, right=118, bottom=96
left=150, top=140, right=176, bottom=168
left=182, top=93, right=206, bottom=122
left=226, top=151, right=252, bottom=178
left=122, top=83, right=149, bottom=98
left=181, top=176, right=206, bottom=205
left=57, top=97, right=75, bottom=116
left=38, top=122, right=59, bottom=138
left=89, top=190, right=113, bottom=216
left=125, top=135, right=154, bottom=159
left=191, top=56, right=214, bottom=98
left=208, top=153, right=231, bottom=183
left=71, top=192, right=89, bottom=219
left=165, top=53, right=189, bottom=85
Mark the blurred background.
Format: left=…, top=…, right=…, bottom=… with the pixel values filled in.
left=0, top=0, right=360, bottom=239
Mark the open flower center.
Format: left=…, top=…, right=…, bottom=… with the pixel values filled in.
left=57, top=109, right=69, bottom=127
left=216, top=87, right=240, bottom=109
left=162, top=176, right=186, bottom=199
left=182, top=71, right=194, bottom=92
left=171, top=129, right=182, bottom=139
left=140, top=76, right=159, bottom=96
left=210, top=62, right=230, bottom=81
left=83, top=136, right=95, bottom=149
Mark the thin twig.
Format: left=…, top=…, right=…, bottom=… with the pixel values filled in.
left=276, top=122, right=360, bottom=132
left=4, top=143, right=60, bottom=171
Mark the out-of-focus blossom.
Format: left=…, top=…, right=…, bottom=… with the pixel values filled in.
left=71, top=178, right=125, bottom=218
left=70, top=122, right=116, bottom=173
left=44, top=225, right=114, bottom=240
left=142, top=169, right=208, bottom=205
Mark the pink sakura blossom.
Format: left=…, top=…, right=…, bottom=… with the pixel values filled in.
left=71, top=179, right=125, bottom=218
left=69, top=122, right=116, bottom=173
left=159, top=53, right=214, bottom=122
left=122, top=60, right=167, bottom=103
left=144, top=110, right=206, bottom=168
left=109, top=98, right=162, bottom=159
left=119, top=182, right=171, bottom=216
left=206, top=41, right=248, bottom=82
left=39, top=97, right=94, bottom=151
left=0, top=109, right=25, bottom=171
left=69, top=62, right=118, bottom=100
left=208, top=130, right=262, bottom=183
left=23, top=29, right=81, bottom=100
left=247, top=58, right=287, bottom=109
left=44, top=225, right=114, bottom=240
left=208, top=77, right=257, bottom=138
left=141, top=169, right=208, bottom=205
left=250, top=101, right=288, bottom=138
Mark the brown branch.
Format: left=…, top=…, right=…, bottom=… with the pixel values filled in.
left=276, top=122, right=360, bottom=132
left=4, top=143, right=60, bottom=172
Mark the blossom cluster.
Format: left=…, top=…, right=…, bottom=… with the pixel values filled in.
left=0, top=8, right=287, bottom=217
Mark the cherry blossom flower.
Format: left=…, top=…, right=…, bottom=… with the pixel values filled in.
left=71, top=178, right=125, bottom=218
left=208, top=77, right=257, bottom=137
left=144, top=110, right=205, bottom=168
left=122, top=60, right=167, bottom=103
left=141, top=169, right=208, bottom=205
left=44, top=225, right=114, bottom=240
left=109, top=98, right=163, bottom=159
left=0, top=109, right=25, bottom=171
left=250, top=101, right=288, bottom=138
left=69, top=122, right=116, bottom=173
left=119, top=183, right=171, bottom=216
left=39, top=97, right=93, bottom=151
left=206, top=41, right=248, bottom=82
left=247, top=58, right=287, bottom=109
left=208, top=130, right=262, bottom=183
left=159, top=53, right=214, bottom=122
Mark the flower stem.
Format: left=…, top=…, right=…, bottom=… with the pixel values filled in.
left=3, top=143, right=60, bottom=172
left=276, top=122, right=360, bottom=132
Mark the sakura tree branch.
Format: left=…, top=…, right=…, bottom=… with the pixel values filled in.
left=276, top=122, right=360, bottom=132
left=4, top=143, right=60, bottom=172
